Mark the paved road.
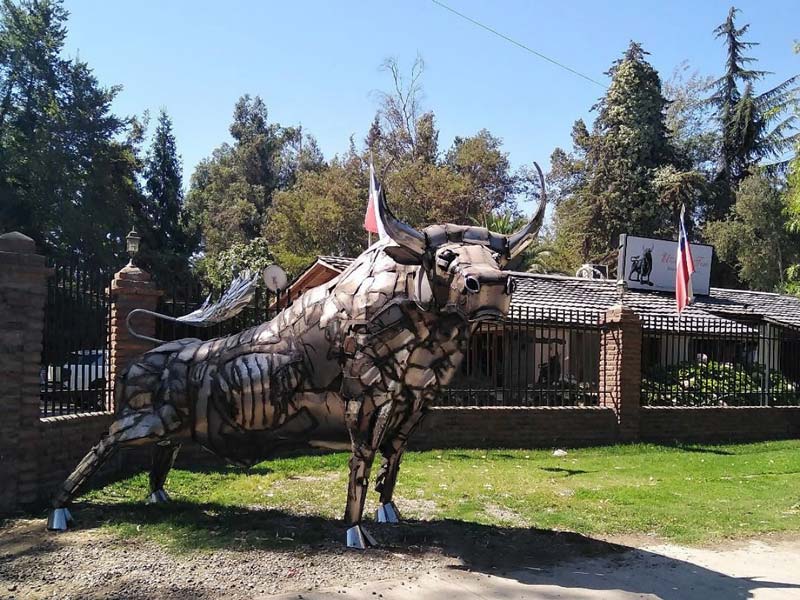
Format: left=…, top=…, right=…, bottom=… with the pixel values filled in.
left=269, top=539, right=800, bottom=600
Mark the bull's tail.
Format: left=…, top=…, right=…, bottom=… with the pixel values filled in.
left=126, top=270, right=259, bottom=345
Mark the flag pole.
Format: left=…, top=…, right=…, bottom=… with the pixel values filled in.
left=368, top=153, right=374, bottom=247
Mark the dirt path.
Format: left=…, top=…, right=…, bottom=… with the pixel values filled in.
left=272, top=539, right=800, bottom=599
left=1, top=517, right=798, bottom=599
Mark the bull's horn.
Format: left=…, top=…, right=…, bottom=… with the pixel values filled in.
left=507, top=162, right=547, bottom=259
left=375, top=184, right=426, bottom=256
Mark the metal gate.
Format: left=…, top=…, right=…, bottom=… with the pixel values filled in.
left=40, top=264, right=113, bottom=417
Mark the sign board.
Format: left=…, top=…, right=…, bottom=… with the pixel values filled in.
left=617, top=234, right=713, bottom=295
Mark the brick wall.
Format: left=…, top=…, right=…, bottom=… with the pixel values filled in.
left=0, top=235, right=164, bottom=512
left=22, top=264, right=163, bottom=506
left=411, top=407, right=618, bottom=449
left=0, top=233, right=52, bottom=511
left=640, top=406, right=800, bottom=443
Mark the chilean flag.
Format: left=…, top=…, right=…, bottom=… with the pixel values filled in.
left=676, top=204, right=696, bottom=314
left=363, top=162, right=387, bottom=239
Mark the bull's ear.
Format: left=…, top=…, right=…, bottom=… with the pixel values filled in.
left=384, top=245, right=423, bottom=265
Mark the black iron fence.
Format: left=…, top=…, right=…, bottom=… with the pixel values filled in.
left=440, top=307, right=604, bottom=407
left=40, top=264, right=113, bottom=417
left=641, top=315, right=800, bottom=407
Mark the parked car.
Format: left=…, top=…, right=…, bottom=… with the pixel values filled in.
left=46, top=349, right=108, bottom=392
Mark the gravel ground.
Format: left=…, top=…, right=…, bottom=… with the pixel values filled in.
left=0, top=513, right=621, bottom=599
left=0, top=520, right=454, bottom=599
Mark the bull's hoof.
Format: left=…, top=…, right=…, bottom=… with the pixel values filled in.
left=346, top=524, right=377, bottom=549
left=376, top=501, right=401, bottom=523
left=47, top=508, right=73, bottom=531
left=146, top=489, right=170, bottom=504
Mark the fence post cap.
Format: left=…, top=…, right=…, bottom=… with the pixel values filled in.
left=0, top=231, right=36, bottom=253
left=604, top=303, right=640, bottom=323
left=115, top=263, right=152, bottom=282
left=111, top=264, right=163, bottom=298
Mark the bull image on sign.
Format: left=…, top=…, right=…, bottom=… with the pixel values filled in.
left=629, top=246, right=654, bottom=286
left=47, top=166, right=547, bottom=548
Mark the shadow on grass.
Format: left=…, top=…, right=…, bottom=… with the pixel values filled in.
left=669, top=443, right=736, bottom=456
left=29, top=499, right=800, bottom=600
left=172, top=461, right=275, bottom=476
left=539, top=466, right=592, bottom=476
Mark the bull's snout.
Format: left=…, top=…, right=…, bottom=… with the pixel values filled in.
left=464, top=275, right=481, bottom=293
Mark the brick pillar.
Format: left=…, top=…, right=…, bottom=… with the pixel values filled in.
left=0, top=232, right=52, bottom=511
left=600, top=304, right=642, bottom=441
left=109, top=263, right=163, bottom=408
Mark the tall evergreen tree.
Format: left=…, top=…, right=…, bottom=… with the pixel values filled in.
left=706, top=6, right=798, bottom=217
left=137, top=110, right=196, bottom=286
left=145, top=111, right=183, bottom=245
left=0, top=0, right=138, bottom=269
left=549, top=42, right=703, bottom=271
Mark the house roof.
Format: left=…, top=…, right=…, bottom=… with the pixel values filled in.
left=317, top=255, right=355, bottom=271
left=509, top=274, right=757, bottom=333
left=304, top=255, right=800, bottom=333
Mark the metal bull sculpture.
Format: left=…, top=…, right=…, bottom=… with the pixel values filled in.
left=48, top=165, right=548, bottom=548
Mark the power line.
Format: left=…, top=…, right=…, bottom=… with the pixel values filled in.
left=430, top=0, right=607, bottom=89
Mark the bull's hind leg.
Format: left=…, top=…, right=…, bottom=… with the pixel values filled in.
left=147, top=442, right=181, bottom=504
left=48, top=434, right=120, bottom=530
left=48, top=407, right=180, bottom=530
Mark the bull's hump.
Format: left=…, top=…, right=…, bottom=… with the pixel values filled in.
left=329, top=247, right=415, bottom=322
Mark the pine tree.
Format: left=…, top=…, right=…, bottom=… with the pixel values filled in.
left=587, top=42, right=677, bottom=247
left=706, top=7, right=798, bottom=217
left=146, top=111, right=184, bottom=246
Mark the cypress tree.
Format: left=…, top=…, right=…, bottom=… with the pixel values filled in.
left=549, top=42, right=704, bottom=271
left=138, top=110, right=196, bottom=285
left=585, top=43, right=683, bottom=255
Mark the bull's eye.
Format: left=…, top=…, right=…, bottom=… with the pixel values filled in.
left=464, top=275, right=481, bottom=294
left=437, top=249, right=456, bottom=270
left=506, top=277, right=517, bottom=295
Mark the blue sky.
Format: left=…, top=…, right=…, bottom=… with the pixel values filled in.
left=62, top=1, right=798, bottom=211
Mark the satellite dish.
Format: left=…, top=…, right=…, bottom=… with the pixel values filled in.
left=262, top=264, right=288, bottom=292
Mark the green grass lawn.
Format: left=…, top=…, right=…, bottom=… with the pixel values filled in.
left=79, top=441, right=800, bottom=550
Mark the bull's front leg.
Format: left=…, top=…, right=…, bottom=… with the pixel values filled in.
left=374, top=405, right=428, bottom=523
left=341, top=345, right=397, bottom=549
left=374, top=329, right=467, bottom=523
left=343, top=396, right=395, bottom=549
